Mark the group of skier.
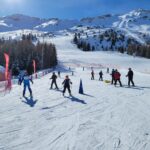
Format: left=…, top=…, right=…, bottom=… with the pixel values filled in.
left=91, top=70, right=103, bottom=81
left=91, top=67, right=135, bottom=87
left=111, top=68, right=135, bottom=87
left=50, top=72, right=72, bottom=96
left=19, top=70, right=73, bottom=98
left=110, top=69, right=122, bottom=86
left=19, top=67, right=135, bottom=98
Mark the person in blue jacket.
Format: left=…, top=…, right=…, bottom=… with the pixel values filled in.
left=21, top=71, right=33, bottom=97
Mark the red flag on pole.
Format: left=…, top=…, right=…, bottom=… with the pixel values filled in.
left=4, top=53, right=9, bottom=81
left=3, top=53, right=12, bottom=92
left=33, top=60, right=36, bottom=74
left=5, top=71, right=12, bottom=91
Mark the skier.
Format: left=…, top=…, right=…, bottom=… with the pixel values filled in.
left=99, top=71, right=103, bottom=81
left=107, top=68, right=109, bottom=73
left=21, top=71, right=33, bottom=98
left=110, top=69, right=115, bottom=84
left=18, top=74, right=22, bottom=85
left=72, top=71, right=74, bottom=76
left=58, top=71, right=61, bottom=78
left=126, top=68, right=135, bottom=87
left=62, top=75, right=72, bottom=96
left=114, top=69, right=122, bottom=87
left=91, top=70, right=95, bottom=80
left=50, top=72, right=58, bottom=89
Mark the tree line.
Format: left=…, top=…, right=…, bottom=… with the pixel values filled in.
left=73, top=33, right=95, bottom=51
left=0, top=37, right=57, bottom=75
left=126, top=44, right=150, bottom=58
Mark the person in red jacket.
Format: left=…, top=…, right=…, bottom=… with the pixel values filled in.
left=114, top=69, right=122, bottom=87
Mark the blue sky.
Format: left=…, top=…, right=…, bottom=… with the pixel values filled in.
left=0, top=0, right=150, bottom=19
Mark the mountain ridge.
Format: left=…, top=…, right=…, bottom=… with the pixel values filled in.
left=0, top=9, right=150, bottom=32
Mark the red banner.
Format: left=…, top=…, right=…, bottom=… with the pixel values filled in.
left=4, top=53, right=9, bottom=80
left=33, top=60, right=36, bottom=74
left=5, top=71, right=12, bottom=91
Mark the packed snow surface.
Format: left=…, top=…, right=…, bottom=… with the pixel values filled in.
left=0, top=35, right=150, bottom=150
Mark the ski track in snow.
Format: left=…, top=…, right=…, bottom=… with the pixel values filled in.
left=0, top=35, right=150, bottom=150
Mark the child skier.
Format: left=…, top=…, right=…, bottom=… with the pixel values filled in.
left=99, top=71, right=103, bottom=81
left=21, top=71, right=33, bottom=98
left=91, top=70, right=95, bottom=80
left=114, top=69, right=122, bottom=87
left=107, top=68, right=109, bottom=73
left=50, top=72, right=58, bottom=89
left=62, top=75, right=72, bottom=96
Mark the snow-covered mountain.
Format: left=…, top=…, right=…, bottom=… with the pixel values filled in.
left=114, top=9, right=150, bottom=29
left=72, top=9, right=150, bottom=53
left=0, top=14, right=45, bottom=31
left=0, top=14, right=79, bottom=32
left=34, top=19, right=79, bottom=32
left=80, top=9, right=150, bottom=30
left=0, top=9, right=150, bottom=54
left=81, top=14, right=119, bottom=28
left=0, top=9, right=150, bottom=33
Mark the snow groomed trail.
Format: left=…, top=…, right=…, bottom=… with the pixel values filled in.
left=0, top=35, right=150, bottom=150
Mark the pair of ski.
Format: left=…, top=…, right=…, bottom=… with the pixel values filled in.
left=63, top=93, right=72, bottom=98
left=21, top=94, right=33, bottom=99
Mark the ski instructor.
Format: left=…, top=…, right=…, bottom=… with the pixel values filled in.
left=126, top=68, right=135, bottom=87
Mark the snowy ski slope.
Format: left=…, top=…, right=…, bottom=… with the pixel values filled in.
left=0, top=35, right=150, bottom=150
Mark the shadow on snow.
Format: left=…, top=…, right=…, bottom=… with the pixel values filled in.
left=81, top=93, right=94, bottom=98
left=66, top=96, right=87, bottom=104
left=22, top=97, right=38, bottom=107
left=122, top=85, right=150, bottom=90
left=50, top=88, right=63, bottom=92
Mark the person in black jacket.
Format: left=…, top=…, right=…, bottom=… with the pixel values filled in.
left=91, top=70, right=94, bottom=80
left=50, top=72, right=58, bottom=89
left=126, top=68, right=135, bottom=87
left=99, top=71, right=103, bottom=81
left=107, top=67, right=109, bottom=73
left=110, top=69, right=115, bottom=84
left=62, top=75, right=72, bottom=96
